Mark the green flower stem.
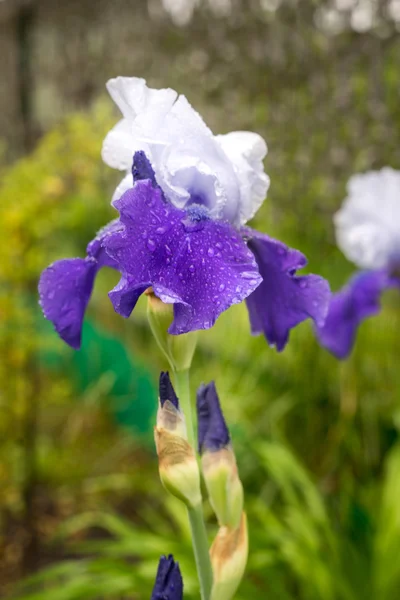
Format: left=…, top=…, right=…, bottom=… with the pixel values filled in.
left=174, top=368, right=213, bottom=600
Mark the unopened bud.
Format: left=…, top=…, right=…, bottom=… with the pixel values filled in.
left=155, top=373, right=201, bottom=508
left=197, top=382, right=243, bottom=529
left=151, top=554, right=183, bottom=600
left=146, top=289, right=197, bottom=371
left=210, top=513, right=248, bottom=600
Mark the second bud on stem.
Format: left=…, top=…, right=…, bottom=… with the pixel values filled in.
left=196, top=381, right=247, bottom=600
left=197, top=382, right=244, bottom=530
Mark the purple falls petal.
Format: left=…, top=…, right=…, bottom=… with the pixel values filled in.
left=39, top=258, right=97, bottom=350
left=315, top=269, right=393, bottom=359
left=39, top=220, right=121, bottom=349
left=196, top=381, right=230, bottom=454
left=151, top=555, right=183, bottom=600
left=244, top=230, right=331, bottom=351
left=104, top=180, right=262, bottom=334
left=159, top=371, right=179, bottom=409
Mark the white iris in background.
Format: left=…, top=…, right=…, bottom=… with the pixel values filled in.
left=101, top=77, right=270, bottom=227
left=335, top=167, right=400, bottom=270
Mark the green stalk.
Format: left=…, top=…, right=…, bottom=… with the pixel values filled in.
left=174, top=368, right=213, bottom=600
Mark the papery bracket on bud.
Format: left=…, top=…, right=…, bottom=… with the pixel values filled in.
left=155, top=428, right=202, bottom=508
left=210, top=512, right=248, bottom=600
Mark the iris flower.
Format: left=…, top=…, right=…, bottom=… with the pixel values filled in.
left=151, top=555, right=183, bottom=600
left=316, top=167, right=400, bottom=358
left=39, top=77, right=329, bottom=350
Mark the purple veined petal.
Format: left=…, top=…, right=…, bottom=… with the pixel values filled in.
left=151, top=554, right=183, bottom=600
left=39, top=220, right=121, bottom=349
left=104, top=180, right=262, bottom=334
left=196, top=381, right=230, bottom=454
left=315, top=269, right=394, bottom=359
left=108, top=273, right=151, bottom=318
left=244, top=229, right=331, bottom=351
left=39, top=258, right=97, bottom=350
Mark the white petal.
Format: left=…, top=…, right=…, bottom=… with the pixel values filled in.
left=111, top=172, right=134, bottom=204
left=101, top=119, right=135, bottom=171
left=144, top=96, right=239, bottom=215
left=106, top=77, right=177, bottom=122
left=216, top=131, right=270, bottom=225
left=335, top=167, right=400, bottom=269
left=103, top=78, right=269, bottom=225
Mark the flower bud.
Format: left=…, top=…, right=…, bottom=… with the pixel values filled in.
left=151, top=554, right=183, bottom=600
left=155, top=372, right=202, bottom=508
left=146, top=289, right=197, bottom=372
left=210, top=512, right=248, bottom=600
left=197, top=382, right=243, bottom=529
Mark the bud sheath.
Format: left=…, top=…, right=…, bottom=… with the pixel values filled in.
left=210, top=512, right=248, bottom=600
left=146, top=289, right=197, bottom=371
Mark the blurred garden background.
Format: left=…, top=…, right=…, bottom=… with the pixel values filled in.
left=1, top=0, right=400, bottom=598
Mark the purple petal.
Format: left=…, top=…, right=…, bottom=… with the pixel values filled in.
left=315, top=269, right=393, bottom=359
left=39, top=220, right=121, bottom=349
left=39, top=258, right=97, bottom=350
left=159, top=371, right=179, bottom=409
left=151, top=555, right=183, bottom=600
left=104, top=180, right=261, bottom=334
left=196, top=381, right=230, bottom=453
left=244, top=230, right=331, bottom=351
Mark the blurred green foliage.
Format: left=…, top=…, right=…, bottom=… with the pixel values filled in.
left=1, top=10, right=400, bottom=598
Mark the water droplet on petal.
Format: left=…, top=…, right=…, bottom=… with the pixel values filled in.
left=142, top=230, right=147, bottom=239
left=215, top=242, right=223, bottom=250
left=165, top=244, right=172, bottom=255
left=219, top=283, right=225, bottom=292
left=241, top=271, right=257, bottom=279
left=156, top=226, right=166, bottom=234
left=147, top=239, right=156, bottom=251
left=166, top=257, right=171, bottom=265
left=299, top=280, right=307, bottom=289
left=208, top=247, right=215, bottom=257
left=235, top=285, right=242, bottom=293
left=189, top=264, right=195, bottom=273
left=48, top=290, right=55, bottom=300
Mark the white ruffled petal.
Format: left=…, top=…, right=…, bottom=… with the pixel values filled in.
left=335, top=167, right=400, bottom=269
left=106, top=77, right=177, bottom=122
left=103, top=77, right=269, bottom=225
left=216, top=131, right=270, bottom=225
